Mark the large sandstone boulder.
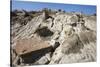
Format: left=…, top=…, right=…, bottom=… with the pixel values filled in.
left=13, top=37, right=53, bottom=65
left=15, top=38, right=52, bottom=55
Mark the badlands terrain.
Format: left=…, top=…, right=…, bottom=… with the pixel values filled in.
left=11, top=8, right=96, bottom=66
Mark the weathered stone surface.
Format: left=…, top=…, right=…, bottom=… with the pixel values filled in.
left=67, top=15, right=79, bottom=25
left=78, top=31, right=96, bottom=45
left=15, top=37, right=52, bottom=55
left=84, top=16, right=96, bottom=31
left=11, top=9, right=96, bottom=66
left=59, top=42, right=96, bottom=64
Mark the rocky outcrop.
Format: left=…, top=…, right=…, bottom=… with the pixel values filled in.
left=11, top=9, right=96, bottom=66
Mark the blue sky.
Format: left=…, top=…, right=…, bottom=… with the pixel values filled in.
left=11, top=0, right=96, bottom=15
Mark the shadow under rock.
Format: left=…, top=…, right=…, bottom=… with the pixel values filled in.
left=35, top=26, right=54, bottom=37
left=20, top=46, right=53, bottom=64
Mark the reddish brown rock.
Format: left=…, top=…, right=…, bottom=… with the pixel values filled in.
left=15, top=38, right=52, bottom=56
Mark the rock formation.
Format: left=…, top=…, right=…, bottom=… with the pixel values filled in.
left=11, top=9, right=96, bottom=66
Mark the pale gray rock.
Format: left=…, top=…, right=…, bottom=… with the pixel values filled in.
left=84, top=16, right=96, bottom=31
left=11, top=9, right=96, bottom=66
